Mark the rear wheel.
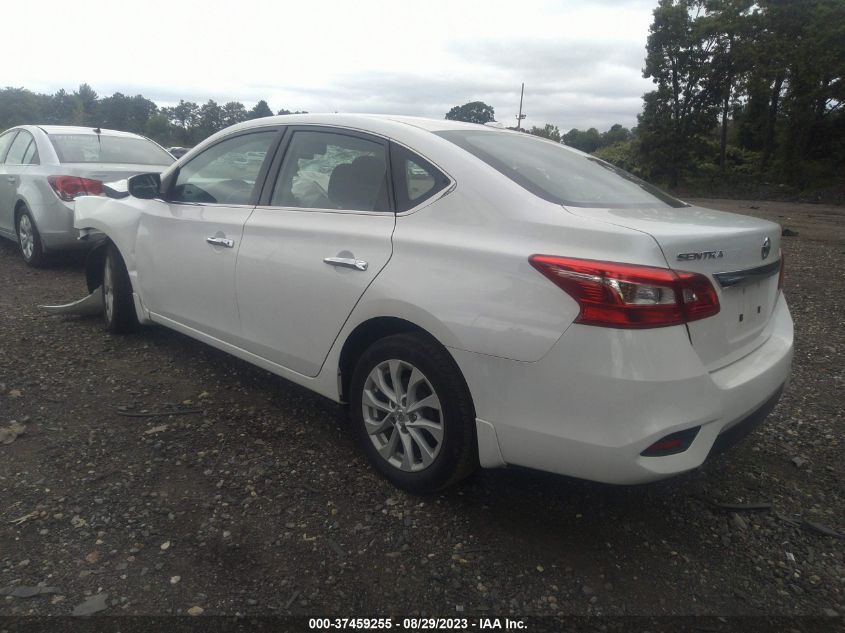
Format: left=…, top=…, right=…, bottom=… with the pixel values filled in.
left=350, top=333, right=477, bottom=493
left=102, top=244, right=138, bottom=334
left=16, top=209, right=45, bottom=267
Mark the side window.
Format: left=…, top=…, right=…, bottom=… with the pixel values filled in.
left=170, top=131, right=276, bottom=205
left=390, top=144, right=450, bottom=212
left=5, top=131, right=34, bottom=165
left=0, top=131, right=17, bottom=163
left=271, top=131, right=389, bottom=212
left=21, top=139, right=39, bottom=165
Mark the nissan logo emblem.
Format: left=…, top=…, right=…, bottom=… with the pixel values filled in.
left=761, top=237, right=771, bottom=260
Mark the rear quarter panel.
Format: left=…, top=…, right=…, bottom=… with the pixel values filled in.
left=338, top=170, right=671, bottom=363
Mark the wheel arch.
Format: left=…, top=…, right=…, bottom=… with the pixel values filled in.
left=336, top=316, right=471, bottom=408
left=84, top=240, right=111, bottom=293
left=13, top=198, right=31, bottom=225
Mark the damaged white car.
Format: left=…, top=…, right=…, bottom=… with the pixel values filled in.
left=48, top=114, right=793, bottom=493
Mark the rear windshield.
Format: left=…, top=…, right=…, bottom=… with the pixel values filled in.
left=49, top=134, right=175, bottom=166
left=435, top=130, right=687, bottom=209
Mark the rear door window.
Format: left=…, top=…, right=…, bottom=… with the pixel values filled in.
left=390, top=144, right=450, bottom=212
left=270, top=130, right=390, bottom=212
left=0, top=131, right=17, bottom=163
left=5, top=131, right=33, bottom=165
left=21, top=139, right=39, bottom=165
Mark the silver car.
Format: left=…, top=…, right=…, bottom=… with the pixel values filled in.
left=0, top=125, right=174, bottom=265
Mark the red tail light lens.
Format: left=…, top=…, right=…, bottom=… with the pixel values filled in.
left=47, top=176, right=104, bottom=201
left=529, top=255, right=720, bottom=329
left=778, top=250, right=784, bottom=290
left=641, top=426, right=700, bottom=456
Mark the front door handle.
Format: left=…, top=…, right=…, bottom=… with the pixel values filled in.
left=7, top=177, right=15, bottom=183
left=323, top=256, right=368, bottom=271
left=206, top=236, right=234, bottom=248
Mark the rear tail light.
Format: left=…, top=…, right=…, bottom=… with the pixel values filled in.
left=778, top=249, right=784, bottom=290
left=47, top=175, right=104, bottom=201
left=529, top=255, right=720, bottom=328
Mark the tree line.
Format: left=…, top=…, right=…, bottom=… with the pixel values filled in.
left=445, top=0, right=844, bottom=196
left=636, top=0, right=844, bottom=191
left=0, top=84, right=306, bottom=148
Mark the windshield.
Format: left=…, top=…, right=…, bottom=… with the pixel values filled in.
left=435, top=130, right=687, bottom=209
left=49, top=134, right=175, bottom=166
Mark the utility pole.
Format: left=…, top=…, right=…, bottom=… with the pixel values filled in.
left=516, top=83, right=526, bottom=130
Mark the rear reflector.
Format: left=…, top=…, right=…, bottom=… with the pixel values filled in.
left=641, top=426, right=700, bottom=457
left=529, top=255, right=720, bottom=328
left=47, top=175, right=104, bottom=201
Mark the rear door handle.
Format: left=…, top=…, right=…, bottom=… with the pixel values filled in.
left=7, top=177, right=15, bottom=183
left=206, top=236, right=234, bottom=248
left=323, top=256, right=368, bottom=271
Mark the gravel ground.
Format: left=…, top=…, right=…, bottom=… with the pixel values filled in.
left=0, top=199, right=843, bottom=623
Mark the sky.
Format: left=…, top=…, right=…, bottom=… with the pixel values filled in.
left=6, top=0, right=658, bottom=132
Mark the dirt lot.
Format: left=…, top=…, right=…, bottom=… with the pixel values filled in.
left=0, top=199, right=843, bottom=624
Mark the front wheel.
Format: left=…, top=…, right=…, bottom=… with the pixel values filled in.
left=102, top=244, right=139, bottom=334
left=17, top=209, right=45, bottom=267
left=349, top=333, right=478, bottom=493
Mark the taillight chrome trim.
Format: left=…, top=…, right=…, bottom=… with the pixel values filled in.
left=713, top=259, right=782, bottom=288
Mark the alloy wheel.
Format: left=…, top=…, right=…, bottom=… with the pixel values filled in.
left=103, top=257, right=114, bottom=324
left=362, top=359, right=444, bottom=472
left=18, top=214, right=34, bottom=260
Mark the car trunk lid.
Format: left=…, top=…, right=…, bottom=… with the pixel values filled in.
left=56, top=163, right=170, bottom=183
left=563, top=204, right=783, bottom=370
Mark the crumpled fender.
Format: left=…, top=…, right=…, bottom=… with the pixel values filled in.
left=74, top=195, right=145, bottom=274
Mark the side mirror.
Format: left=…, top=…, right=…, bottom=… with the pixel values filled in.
left=127, top=173, right=162, bottom=200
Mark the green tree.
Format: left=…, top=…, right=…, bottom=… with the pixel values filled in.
left=445, top=101, right=495, bottom=124
left=99, top=92, right=156, bottom=133
left=731, top=0, right=844, bottom=183
left=638, top=0, right=722, bottom=184
left=601, top=124, right=632, bottom=147
left=98, top=92, right=132, bottom=131
left=706, top=0, right=755, bottom=172
left=144, top=113, right=177, bottom=146
left=196, top=100, right=225, bottom=140
left=222, top=101, right=247, bottom=128
left=74, top=83, right=99, bottom=126
left=47, top=89, right=82, bottom=125
left=247, top=100, right=273, bottom=120
left=528, top=123, right=561, bottom=142
left=562, top=127, right=602, bottom=153
left=163, top=100, right=199, bottom=144
left=775, top=0, right=845, bottom=185
left=0, top=88, right=45, bottom=129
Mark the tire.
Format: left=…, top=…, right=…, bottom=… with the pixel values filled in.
left=349, top=332, right=477, bottom=493
left=102, top=244, right=139, bottom=334
left=16, top=208, right=45, bottom=267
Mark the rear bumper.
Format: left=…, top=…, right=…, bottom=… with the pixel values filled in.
left=452, top=292, right=793, bottom=484
left=708, top=385, right=783, bottom=459
left=31, top=198, right=95, bottom=251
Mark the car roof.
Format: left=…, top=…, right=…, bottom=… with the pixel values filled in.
left=32, top=125, right=147, bottom=139
left=226, top=113, right=494, bottom=135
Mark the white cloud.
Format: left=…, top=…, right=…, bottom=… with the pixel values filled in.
left=5, top=0, right=656, bottom=131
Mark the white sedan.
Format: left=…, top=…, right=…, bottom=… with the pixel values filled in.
left=64, top=114, right=793, bottom=493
